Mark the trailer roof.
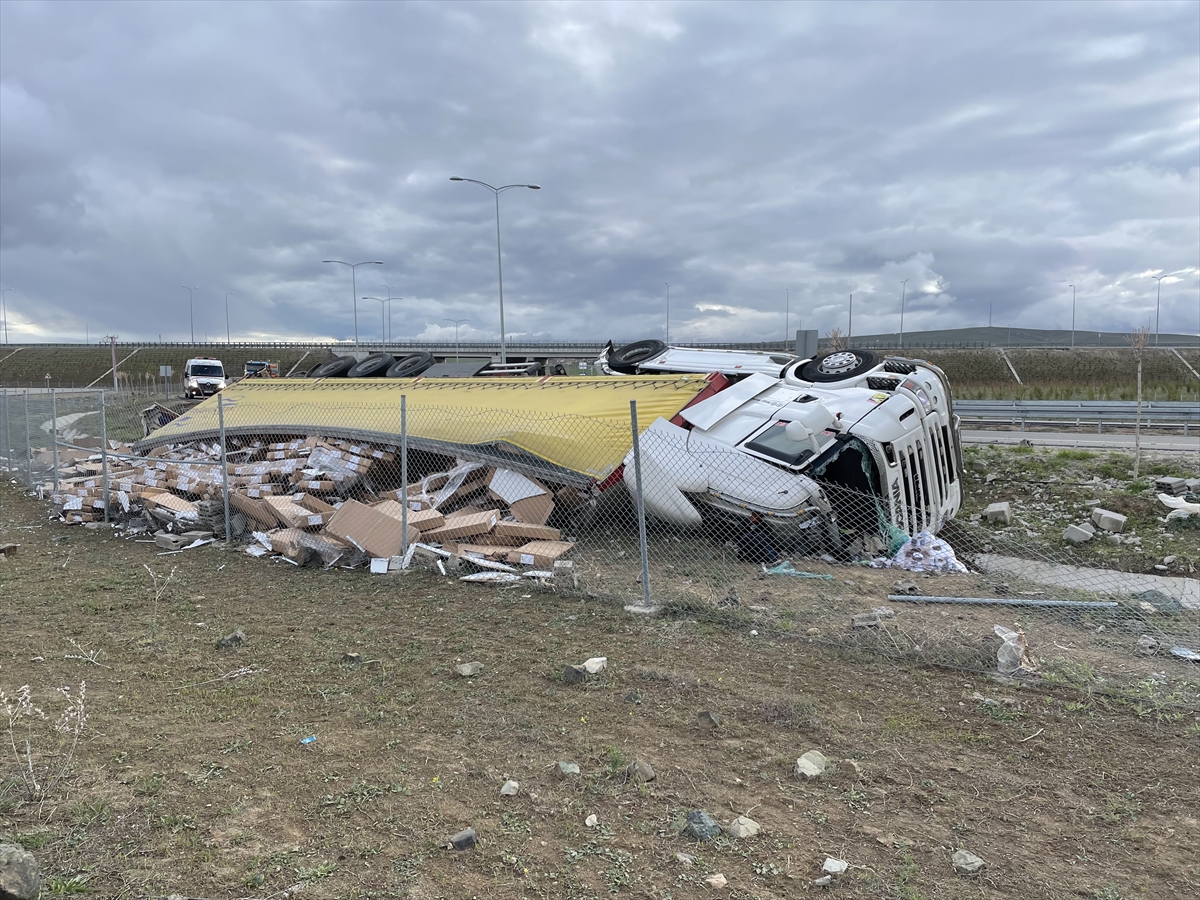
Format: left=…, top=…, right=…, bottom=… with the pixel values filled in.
left=135, top=375, right=710, bottom=482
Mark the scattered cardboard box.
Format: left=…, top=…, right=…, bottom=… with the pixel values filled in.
left=325, top=499, right=420, bottom=558
left=506, top=540, right=575, bottom=568
left=422, top=509, right=499, bottom=543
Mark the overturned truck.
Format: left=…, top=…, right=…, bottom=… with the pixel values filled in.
left=134, top=343, right=962, bottom=556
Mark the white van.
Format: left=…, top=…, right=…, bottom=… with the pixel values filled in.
left=183, top=358, right=226, bottom=399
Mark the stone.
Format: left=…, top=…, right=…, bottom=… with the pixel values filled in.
left=1154, top=565, right=1168, bottom=571
left=154, top=531, right=188, bottom=551
left=984, top=502, right=1011, bottom=525
left=951, top=849, right=986, bottom=875
left=1078, top=521, right=1096, bottom=534
left=1090, top=508, right=1127, bottom=533
left=562, top=664, right=587, bottom=685
left=341, top=652, right=362, bottom=666
left=985, top=473, right=998, bottom=483
left=1083, top=499, right=1102, bottom=507
left=582, top=656, right=607, bottom=675
left=626, top=759, right=656, bottom=783
left=216, top=629, right=245, bottom=650
left=585, top=814, right=598, bottom=828
left=676, top=852, right=695, bottom=865
left=456, top=662, right=484, bottom=677
left=555, top=761, right=581, bottom=779
left=726, top=815, right=761, bottom=839
left=1134, top=590, right=1183, bottom=615
left=1063, top=524, right=1093, bottom=543
left=853, top=607, right=896, bottom=627
left=812, top=875, right=833, bottom=886
left=500, top=779, right=519, bottom=796
left=447, top=827, right=477, bottom=851
left=1163, top=555, right=1177, bottom=565
left=1136, top=635, right=1159, bottom=656
left=806, top=627, right=821, bottom=636
left=822, top=857, right=849, bottom=875
left=697, top=710, right=721, bottom=730
left=795, top=750, right=829, bottom=779
left=0, top=844, right=40, bottom=900
left=704, top=873, right=728, bottom=889
left=681, top=809, right=722, bottom=842
left=893, top=579, right=921, bottom=595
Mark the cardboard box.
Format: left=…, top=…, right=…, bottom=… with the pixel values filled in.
left=510, top=493, right=555, bottom=526
left=494, top=519, right=562, bottom=542
left=143, top=492, right=199, bottom=517
left=230, top=492, right=279, bottom=531
left=488, top=468, right=548, bottom=505
left=421, top=509, right=499, bottom=543
left=506, top=540, right=575, bottom=568
left=324, top=499, right=419, bottom=558
left=370, top=501, right=445, bottom=532
left=453, top=543, right=514, bottom=561
left=265, top=496, right=328, bottom=529
left=294, top=493, right=336, bottom=515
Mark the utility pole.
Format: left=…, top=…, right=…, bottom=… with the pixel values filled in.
left=106, top=335, right=119, bottom=390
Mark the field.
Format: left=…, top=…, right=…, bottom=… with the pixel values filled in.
left=2, top=477, right=1199, bottom=900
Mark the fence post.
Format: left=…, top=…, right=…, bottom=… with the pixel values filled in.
left=51, top=388, right=59, bottom=493
left=100, top=391, right=109, bottom=524
left=218, top=394, right=231, bottom=544
left=24, top=391, right=31, bottom=487
left=2, top=388, right=8, bottom=476
left=626, top=399, right=656, bottom=614
left=400, top=395, right=408, bottom=558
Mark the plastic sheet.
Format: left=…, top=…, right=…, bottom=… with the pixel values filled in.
left=872, top=529, right=968, bottom=574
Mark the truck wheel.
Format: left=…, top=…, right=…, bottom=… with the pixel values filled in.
left=309, top=356, right=358, bottom=378
left=608, top=339, right=667, bottom=374
left=386, top=351, right=435, bottom=378
left=798, top=349, right=878, bottom=383
left=347, top=352, right=395, bottom=378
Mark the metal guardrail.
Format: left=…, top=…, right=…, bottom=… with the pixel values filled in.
left=956, top=400, right=1199, bottom=435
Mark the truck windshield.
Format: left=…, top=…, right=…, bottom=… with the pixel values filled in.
left=743, top=420, right=814, bottom=467
left=190, top=364, right=223, bottom=377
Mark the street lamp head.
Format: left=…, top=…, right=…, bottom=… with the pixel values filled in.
left=449, top=177, right=465, bottom=181
left=526, top=184, right=541, bottom=190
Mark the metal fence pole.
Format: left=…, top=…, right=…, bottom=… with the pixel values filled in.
left=218, top=394, right=231, bottom=544
left=24, top=391, right=31, bottom=487
left=2, top=388, right=9, bottom=476
left=51, top=388, right=59, bottom=493
left=100, top=391, right=109, bottom=524
left=400, top=394, right=408, bottom=557
left=627, top=399, right=656, bottom=613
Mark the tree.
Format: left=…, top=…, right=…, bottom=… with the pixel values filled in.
left=826, top=328, right=846, bottom=351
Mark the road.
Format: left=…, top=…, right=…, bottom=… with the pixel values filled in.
left=961, top=429, right=1199, bottom=453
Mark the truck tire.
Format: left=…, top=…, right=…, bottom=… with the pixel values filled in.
left=608, top=339, right=667, bottom=374
left=386, top=351, right=436, bottom=378
left=347, top=352, right=395, bottom=378
left=309, top=356, right=357, bottom=378
left=798, top=349, right=878, bottom=383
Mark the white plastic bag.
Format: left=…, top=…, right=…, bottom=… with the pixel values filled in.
left=994, top=625, right=1037, bottom=675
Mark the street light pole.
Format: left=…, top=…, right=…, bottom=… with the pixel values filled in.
left=362, top=297, right=390, bottom=343
left=443, top=318, right=469, bottom=361
left=182, top=285, right=198, bottom=342
left=785, top=288, right=789, bottom=345
left=848, top=293, right=853, bottom=346
left=225, top=292, right=234, bottom=343
left=323, top=260, right=383, bottom=351
left=1070, top=284, right=1075, bottom=348
left=382, top=285, right=403, bottom=343
left=1154, top=274, right=1165, bottom=346
left=665, top=283, right=671, bottom=344
left=450, top=177, right=541, bottom=365
left=899, top=279, right=908, bottom=348
left=0, top=288, right=13, bottom=345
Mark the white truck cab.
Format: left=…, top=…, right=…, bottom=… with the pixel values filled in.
left=602, top=341, right=962, bottom=551
left=183, top=358, right=226, bottom=399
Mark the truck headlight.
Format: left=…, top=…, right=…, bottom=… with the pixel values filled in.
left=186, top=379, right=199, bottom=389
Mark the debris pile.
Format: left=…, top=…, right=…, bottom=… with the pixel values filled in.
left=41, top=435, right=579, bottom=579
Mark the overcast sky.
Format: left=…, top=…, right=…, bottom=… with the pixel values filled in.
left=1, top=0, right=1197, bottom=346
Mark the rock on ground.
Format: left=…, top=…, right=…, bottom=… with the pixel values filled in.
left=726, top=815, right=761, bottom=839
left=0, top=844, right=41, bottom=900
left=626, top=760, right=656, bottom=783
left=216, top=629, right=245, bottom=650
left=456, top=662, right=483, bottom=677
left=447, top=828, right=477, bottom=851
left=795, top=750, right=829, bottom=779
left=682, top=810, right=722, bottom=842
left=952, top=849, right=986, bottom=875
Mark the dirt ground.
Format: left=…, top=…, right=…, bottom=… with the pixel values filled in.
left=1, top=482, right=1198, bottom=900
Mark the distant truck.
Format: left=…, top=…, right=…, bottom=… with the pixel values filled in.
left=183, top=358, right=226, bottom=399
left=243, top=360, right=280, bottom=379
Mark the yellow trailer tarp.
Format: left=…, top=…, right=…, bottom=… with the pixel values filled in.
left=138, top=376, right=710, bottom=480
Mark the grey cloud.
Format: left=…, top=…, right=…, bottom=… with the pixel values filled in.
left=0, top=0, right=1196, bottom=345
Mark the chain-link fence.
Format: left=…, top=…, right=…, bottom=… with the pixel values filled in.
left=3, top=384, right=1197, bottom=706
